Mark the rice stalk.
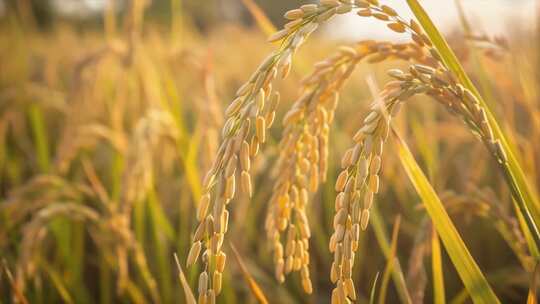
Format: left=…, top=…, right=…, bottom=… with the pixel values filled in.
left=377, top=216, right=401, bottom=304
left=405, top=218, right=430, bottom=304
left=369, top=272, right=380, bottom=304
left=371, top=205, right=413, bottom=304
left=432, top=228, right=446, bottom=304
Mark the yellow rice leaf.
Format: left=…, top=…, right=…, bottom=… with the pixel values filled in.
left=432, top=228, right=446, bottom=304
left=230, top=244, right=269, bottom=304
left=174, top=253, right=196, bottom=304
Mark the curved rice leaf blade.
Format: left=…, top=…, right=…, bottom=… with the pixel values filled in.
left=370, top=272, right=381, bottom=304
left=371, top=206, right=413, bottom=304
left=173, top=253, right=196, bottom=304
left=406, top=0, right=540, bottom=257
left=394, top=131, right=500, bottom=304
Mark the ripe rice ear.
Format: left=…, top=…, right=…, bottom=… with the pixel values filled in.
left=407, top=0, right=540, bottom=254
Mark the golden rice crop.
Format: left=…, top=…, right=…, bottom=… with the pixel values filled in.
left=1, top=0, right=539, bottom=303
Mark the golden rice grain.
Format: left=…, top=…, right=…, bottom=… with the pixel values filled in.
left=224, top=175, right=235, bottom=199
left=302, top=276, right=313, bottom=294
left=213, top=271, right=222, bottom=294
left=388, top=22, right=406, bottom=33
left=225, top=97, right=244, bottom=117
left=321, top=0, right=341, bottom=7
left=357, top=9, right=371, bottom=17
left=207, top=290, right=215, bottom=304
left=197, top=194, right=211, bottom=221
left=267, top=29, right=289, bottom=43
left=198, top=271, right=208, bottom=294
left=256, top=116, right=266, bottom=143
left=198, top=293, right=207, bottom=304
left=381, top=5, right=397, bottom=16
left=187, top=241, right=202, bottom=267
left=361, top=209, right=370, bottom=230
left=335, top=170, right=349, bottom=191
left=241, top=171, right=252, bottom=197
left=316, top=7, right=338, bottom=22
left=344, top=278, right=356, bottom=300
left=369, top=174, right=379, bottom=193
left=284, top=9, right=304, bottom=20
left=216, top=251, right=226, bottom=273
left=300, top=4, right=319, bottom=13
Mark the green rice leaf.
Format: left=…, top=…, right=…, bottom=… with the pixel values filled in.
left=371, top=206, right=412, bottom=304
left=394, top=131, right=500, bottom=304
left=378, top=216, right=401, bottom=304
left=370, top=272, right=381, bottom=304
left=432, top=228, right=446, bottom=304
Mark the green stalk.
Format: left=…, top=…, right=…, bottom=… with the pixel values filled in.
left=27, top=104, right=49, bottom=172
left=110, top=151, right=124, bottom=202
left=432, top=228, right=446, bottom=304
left=147, top=184, right=174, bottom=303
left=371, top=206, right=412, bottom=304
left=378, top=216, right=401, bottom=304
left=99, top=257, right=112, bottom=304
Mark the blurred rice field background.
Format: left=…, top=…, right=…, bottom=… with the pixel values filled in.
left=0, top=0, right=539, bottom=303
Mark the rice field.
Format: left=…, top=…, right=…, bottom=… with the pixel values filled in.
left=1, top=0, right=539, bottom=303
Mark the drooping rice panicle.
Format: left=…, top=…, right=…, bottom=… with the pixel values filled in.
left=189, top=1, right=513, bottom=302
left=326, top=3, right=513, bottom=300
left=265, top=40, right=430, bottom=292
left=352, top=0, right=506, bottom=160
left=329, top=80, right=408, bottom=303
left=185, top=2, right=397, bottom=299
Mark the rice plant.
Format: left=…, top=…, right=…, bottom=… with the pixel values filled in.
left=1, top=0, right=539, bottom=303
